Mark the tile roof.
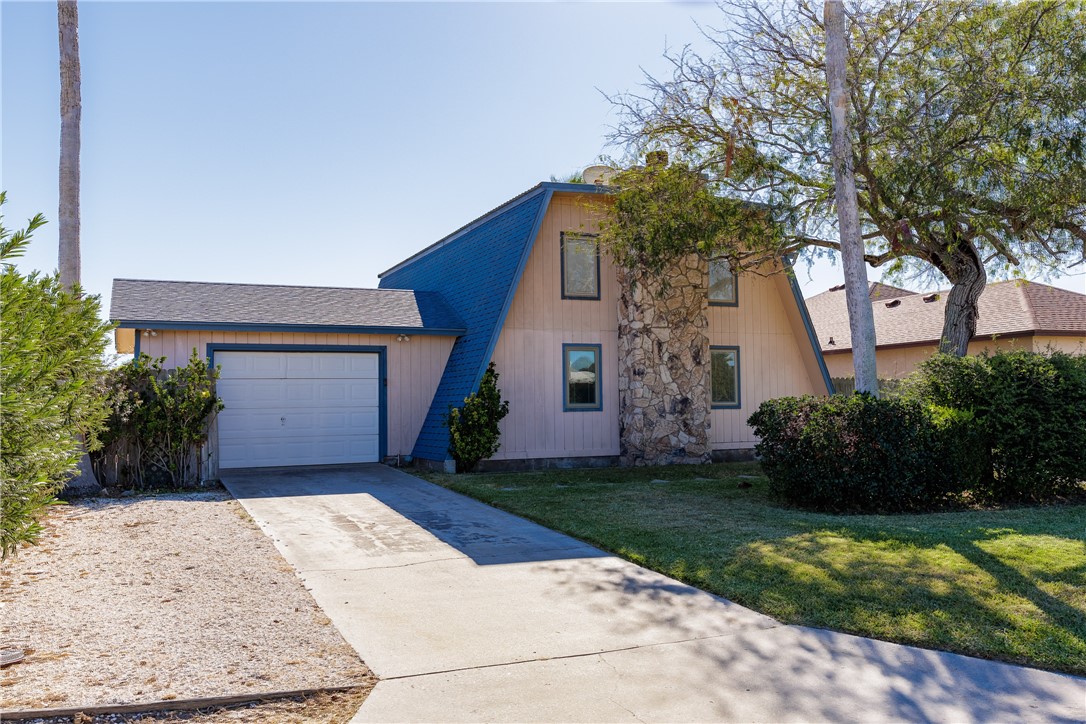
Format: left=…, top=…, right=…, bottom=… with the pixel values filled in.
left=110, top=279, right=466, bottom=334
left=807, top=280, right=1086, bottom=352
left=379, top=186, right=554, bottom=462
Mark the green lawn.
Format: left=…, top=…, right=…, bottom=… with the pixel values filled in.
left=421, top=463, right=1086, bottom=676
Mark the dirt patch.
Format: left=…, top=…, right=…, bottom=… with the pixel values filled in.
left=1, top=493, right=375, bottom=716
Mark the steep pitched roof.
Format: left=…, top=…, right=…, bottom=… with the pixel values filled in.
left=807, top=279, right=1086, bottom=352
left=111, top=279, right=465, bottom=335
left=379, top=183, right=593, bottom=461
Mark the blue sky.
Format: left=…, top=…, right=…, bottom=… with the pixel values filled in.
left=3, top=0, right=1082, bottom=321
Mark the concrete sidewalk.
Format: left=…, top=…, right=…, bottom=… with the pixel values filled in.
left=222, top=465, right=1086, bottom=723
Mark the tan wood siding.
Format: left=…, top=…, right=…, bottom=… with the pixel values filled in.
left=491, top=195, right=620, bottom=460
left=140, top=330, right=454, bottom=457
left=707, top=271, right=821, bottom=447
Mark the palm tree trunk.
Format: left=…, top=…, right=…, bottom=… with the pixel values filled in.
left=58, top=0, right=81, bottom=289
left=58, top=0, right=100, bottom=496
left=824, top=0, right=879, bottom=395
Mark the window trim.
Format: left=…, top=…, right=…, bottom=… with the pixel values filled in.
left=560, top=232, right=601, bottom=301
left=562, top=343, right=603, bottom=412
left=708, top=257, right=739, bottom=307
left=710, top=345, right=741, bottom=409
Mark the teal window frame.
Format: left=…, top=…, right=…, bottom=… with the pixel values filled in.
left=563, top=343, right=602, bottom=411
left=709, top=257, right=739, bottom=307
left=710, top=345, right=741, bottom=409
left=560, top=232, right=601, bottom=300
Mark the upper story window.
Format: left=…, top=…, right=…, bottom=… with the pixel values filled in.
left=709, top=257, right=738, bottom=306
left=561, top=232, right=600, bottom=300
left=710, top=346, right=740, bottom=408
left=563, top=343, right=602, bottom=411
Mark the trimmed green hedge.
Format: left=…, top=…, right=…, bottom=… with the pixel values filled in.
left=750, top=349, right=1086, bottom=513
left=748, top=395, right=983, bottom=512
left=908, top=350, right=1086, bottom=502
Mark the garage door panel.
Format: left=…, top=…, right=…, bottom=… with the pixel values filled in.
left=216, top=351, right=382, bottom=468
left=218, top=354, right=288, bottom=379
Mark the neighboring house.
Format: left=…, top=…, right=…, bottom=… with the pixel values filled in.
left=111, top=181, right=831, bottom=473
left=806, top=280, right=1086, bottom=379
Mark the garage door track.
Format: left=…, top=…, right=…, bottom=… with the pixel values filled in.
left=222, top=465, right=1085, bottom=723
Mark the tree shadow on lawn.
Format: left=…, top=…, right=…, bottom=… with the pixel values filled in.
left=719, top=522, right=1086, bottom=676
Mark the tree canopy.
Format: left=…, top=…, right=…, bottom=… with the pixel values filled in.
left=608, top=0, right=1086, bottom=354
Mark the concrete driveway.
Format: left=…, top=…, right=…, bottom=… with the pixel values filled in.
left=221, top=465, right=1085, bottom=723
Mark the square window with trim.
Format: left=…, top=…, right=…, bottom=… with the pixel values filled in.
left=561, top=232, right=600, bottom=300
left=710, top=346, right=740, bottom=408
left=563, top=344, right=602, bottom=411
left=709, top=257, right=738, bottom=305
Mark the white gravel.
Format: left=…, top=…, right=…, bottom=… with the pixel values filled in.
left=0, top=492, right=373, bottom=713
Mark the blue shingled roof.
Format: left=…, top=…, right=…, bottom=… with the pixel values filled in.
left=379, top=185, right=555, bottom=462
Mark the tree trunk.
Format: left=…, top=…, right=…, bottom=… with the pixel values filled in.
left=57, top=0, right=99, bottom=495
left=824, top=0, right=879, bottom=395
left=58, top=0, right=81, bottom=289
left=617, top=255, right=711, bottom=466
left=938, top=244, right=986, bottom=356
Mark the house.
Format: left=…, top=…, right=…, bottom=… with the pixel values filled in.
left=111, top=181, right=832, bottom=473
left=806, top=280, right=1086, bottom=379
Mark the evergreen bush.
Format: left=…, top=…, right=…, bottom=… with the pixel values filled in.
left=0, top=198, right=113, bottom=557
left=94, top=351, right=224, bottom=489
left=444, top=362, right=509, bottom=473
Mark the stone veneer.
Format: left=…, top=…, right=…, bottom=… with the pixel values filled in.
left=617, top=254, right=711, bottom=466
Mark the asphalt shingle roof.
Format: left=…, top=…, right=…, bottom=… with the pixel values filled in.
left=110, top=279, right=466, bottom=333
left=806, top=280, right=1086, bottom=352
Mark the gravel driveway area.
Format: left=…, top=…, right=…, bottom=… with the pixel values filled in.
left=0, top=491, right=374, bottom=716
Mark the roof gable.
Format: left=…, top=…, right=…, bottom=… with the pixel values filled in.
left=379, top=186, right=554, bottom=461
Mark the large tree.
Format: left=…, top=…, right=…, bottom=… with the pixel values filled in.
left=608, top=0, right=1086, bottom=355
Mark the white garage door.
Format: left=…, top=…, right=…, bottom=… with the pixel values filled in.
left=215, top=351, right=381, bottom=469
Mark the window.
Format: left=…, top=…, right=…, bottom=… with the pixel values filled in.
left=561, top=232, right=600, bottom=300
left=563, top=344, right=602, bottom=411
left=710, top=346, right=740, bottom=408
left=708, top=257, right=738, bottom=306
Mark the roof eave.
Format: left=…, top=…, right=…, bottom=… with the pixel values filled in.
left=378, top=182, right=611, bottom=280
left=113, top=320, right=466, bottom=336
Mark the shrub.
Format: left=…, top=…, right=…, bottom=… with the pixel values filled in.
left=0, top=197, right=113, bottom=557
left=748, top=394, right=983, bottom=513
left=445, top=362, right=510, bottom=473
left=908, top=350, right=1086, bottom=502
left=94, top=351, right=224, bottom=489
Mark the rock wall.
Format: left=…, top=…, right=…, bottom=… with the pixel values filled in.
left=617, top=254, right=711, bottom=466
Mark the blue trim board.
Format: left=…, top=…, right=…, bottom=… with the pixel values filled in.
left=783, top=257, right=835, bottom=395
left=562, top=343, right=604, bottom=412
left=559, top=232, right=601, bottom=301
left=116, top=320, right=465, bottom=336
left=541, top=181, right=612, bottom=195
left=133, top=328, right=142, bottom=359
left=205, top=343, right=389, bottom=461
left=710, top=345, right=741, bottom=409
